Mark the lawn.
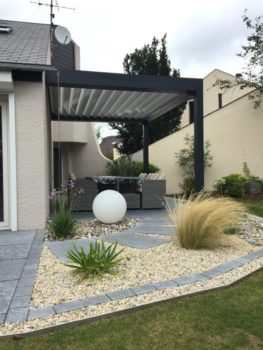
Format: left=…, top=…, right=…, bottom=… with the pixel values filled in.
left=0, top=269, right=262, bottom=350
left=242, top=200, right=263, bottom=218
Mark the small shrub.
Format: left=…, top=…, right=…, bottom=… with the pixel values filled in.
left=166, top=193, right=245, bottom=249
left=66, top=241, right=124, bottom=279
left=179, top=176, right=195, bottom=196
left=214, top=173, right=246, bottom=198
left=106, top=155, right=159, bottom=176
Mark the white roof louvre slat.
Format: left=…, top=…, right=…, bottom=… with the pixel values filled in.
left=149, top=94, right=188, bottom=120
left=98, top=90, right=119, bottom=117
left=107, top=91, right=128, bottom=117
left=83, top=89, right=101, bottom=116
left=142, top=94, right=175, bottom=116
left=67, top=88, right=75, bottom=115
left=75, top=88, right=87, bottom=115
left=90, top=90, right=110, bottom=117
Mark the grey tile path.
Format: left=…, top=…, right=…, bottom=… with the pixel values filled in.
left=129, top=224, right=175, bottom=235
left=0, top=210, right=263, bottom=326
left=0, top=228, right=45, bottom=325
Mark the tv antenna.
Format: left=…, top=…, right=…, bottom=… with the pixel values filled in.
left=30, top=0, right=75, bottom=27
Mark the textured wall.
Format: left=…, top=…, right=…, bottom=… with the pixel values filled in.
left=133, top=94, right=263, bottom=194
left=15, top=80, right=50, bottom=229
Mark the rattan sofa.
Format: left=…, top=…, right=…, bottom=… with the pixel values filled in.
left=137, top=173, right=166, bottom=209
left=75, top=178, right=98, bottom=211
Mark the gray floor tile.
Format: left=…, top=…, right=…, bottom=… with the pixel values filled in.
left=81, top=294, right=110, bottom=306
left=0, top=231, right=35, bottom=246
left=104, top=232, right=169, bottom=249
left=139, top=218, right=172, bottom=226
left=153, top=279, right=178, bottom=290
left=5, top=308, right=28, bottom=323
left=14, top=285, right=34, bottom=297
left=130, top=283, right=157, bottom=295
left=0, top=260, right=25, bottom=282
left=0, top=314, right=5, bottom=324
left=10, top=295, right=31, bottom=308
left=54, top=300, right=85, bottom=314
left=107, top=289, right=135, bottom=301
left=131, top=224, right=175, bottom=236
left=0, top=244, right=31, bottom=260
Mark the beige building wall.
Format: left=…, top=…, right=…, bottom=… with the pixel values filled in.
left=133, top=92, right=263, bottom=194
left=68, top=123, right=108, bottom=177
left=15, top=80, right=50, bottom=230
left=181, top=69, right=254, bottom=128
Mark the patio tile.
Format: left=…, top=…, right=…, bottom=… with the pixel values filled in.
left=0, top=314, right=5, bottom=324
left=130, top=224, right=175, bottom=236
left=201, top=269, right=222, bottom=279
left=14, top=285, right=34, bottom=297
left=152, top=279, right=178, bottom=290
left=0, top=244, right=31, bottom=260
left=171, top=275, right=202, bottom=286
left=46, top=238, right=97, bottom=262
left=10, top=295, right=31, bottom=308
left=5, top=308, right=28, bottom=323
left=0, top=259, right=25, bottom=282
left=139, top=218, right=172, bottom=226
left=28, top=306, right=56, bottom=320
left=0, top=231, right=36, bottom=246
left=104, top=232, right=169, bottom=249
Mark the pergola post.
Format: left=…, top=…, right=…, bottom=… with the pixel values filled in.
left=194, top=82, right=204, bottom=192
left=142, top=120, right=149, bottom=173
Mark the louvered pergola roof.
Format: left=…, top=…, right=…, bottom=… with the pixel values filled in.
left=45, top=70, right=202, bottom=123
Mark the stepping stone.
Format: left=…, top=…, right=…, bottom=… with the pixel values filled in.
left=139, top=218, right=172, bottom=226
left=46, top=238, right=97, bottom=262
left=104, top=231, right=169, bottom=249
left=130, top=225, right=175, bottom=236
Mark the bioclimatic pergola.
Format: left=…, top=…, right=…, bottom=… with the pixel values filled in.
left=45, top=69, right=204, bottom=191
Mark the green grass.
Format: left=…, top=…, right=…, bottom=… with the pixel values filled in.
left=242, top=200, right=263, bottom=218
left=1, top=269, right=263, bottom=350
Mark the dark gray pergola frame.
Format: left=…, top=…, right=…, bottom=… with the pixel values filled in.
left=45, top=70, right=204, bottom=191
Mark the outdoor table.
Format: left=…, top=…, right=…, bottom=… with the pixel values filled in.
left=90, top=176, right=139, bottom=192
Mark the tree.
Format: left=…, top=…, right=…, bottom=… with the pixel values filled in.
left=215, top=11, right=263, bottom=108
left=109, top=35, right=185, bottom=155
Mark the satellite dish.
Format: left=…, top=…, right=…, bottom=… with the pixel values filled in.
left=54, top=26, right=71, bottom=45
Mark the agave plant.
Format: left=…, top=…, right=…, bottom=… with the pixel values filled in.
left=66, top=241, right=124, bottom=279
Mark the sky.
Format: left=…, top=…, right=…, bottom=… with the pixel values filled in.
left=0, top=0, right=262, bottom=136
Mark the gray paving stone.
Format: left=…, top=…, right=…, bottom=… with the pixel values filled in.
left=0, top=259, right=25, bottom=282
left=0, top=281, right=18, bottom=313
left=130, top=224, right=175, bottom=236
left=0, top=314, right=5, bottom=324
left=201, top=269, right=222, bottom=279
left=234, top=257, right=251, bottom=265
left=130, top=283, right=157, bottom=295
left=152, top=279, right=178, bottom=290
left=104, top=232, right=169, bottom=249
left=81, top=294, right=110, bottom=306
left=28, top=306, right=55, bottom=320
left=0, top=231, right=35, bottom=246
left=17, top=276, right=35, bottom=287
left=54, top=300, right=85, bottom=314
left=5, top=308, right=28, bottom=323
left=139, top=218, right=171, bottom=226
left=10, top=295, right=31, bottom=308
left=0, top=244, right=31, bottom=260
left=107, top=289, right=135, bottom=301
left=244, top=249, right=263, bottom=260
left=191, top=273, right=211, bottom=282
left=46, top=238, right=97, bottom=262
left=24, top=258, right=40, bottom=267
left=213, top=262, right=237, bottom=273
left=14, top=285, right=34, bottom=297
left=172, top=275, right=202, bottom=286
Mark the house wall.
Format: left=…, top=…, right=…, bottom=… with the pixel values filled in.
left=133, top=93, right=263, bottom=194
left=58, top=123, right=108, bottom=178
left=52, top=121, right=87, bottom=143
left=15, top=80, right=50, bottom=230
left=181, top=69, right=253, bottom=128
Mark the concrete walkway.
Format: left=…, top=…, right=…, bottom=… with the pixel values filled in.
left=0, top=210, right=263, bottom=326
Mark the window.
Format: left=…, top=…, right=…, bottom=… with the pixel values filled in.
left=218, top=93, right=222, bottom=109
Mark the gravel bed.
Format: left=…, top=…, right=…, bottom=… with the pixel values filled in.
left=0, top=258, right=262, bottom=336
left=240, top=214, right=263, bottom=246
left=46, top=218, right=138, bottom=241
left=30, top=235, right=257, bottom=309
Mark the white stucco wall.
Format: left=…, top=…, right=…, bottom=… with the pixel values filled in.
left=15, top=80, right=50, bottom=230
left=65, top=123, right=108, bottom=178
left=133, top=93, right=263, bottom=194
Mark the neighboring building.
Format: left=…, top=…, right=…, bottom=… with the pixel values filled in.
left=133, top=69, right=263, bottom=194
left=0, top=19, right=106, bottom=231
left=99, top=135, right=121, bottom=159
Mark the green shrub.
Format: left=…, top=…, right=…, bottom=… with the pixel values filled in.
left=166, top=193, right=245, bottom=249
left=66, top=241, right=124, bottom=279
left=214, top=173, right=246, bottom=198
left=106, top=155, right=159, bottom=176
left=179, top=176, right=195, bottom=196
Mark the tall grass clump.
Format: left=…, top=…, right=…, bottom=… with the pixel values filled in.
left=166, top=194, right=245, bottom=249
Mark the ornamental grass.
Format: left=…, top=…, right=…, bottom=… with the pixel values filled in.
left=166, top=193, right=246, bottom=250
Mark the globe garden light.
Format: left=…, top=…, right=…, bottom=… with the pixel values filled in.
left=92, top=190, right=127, bottom=224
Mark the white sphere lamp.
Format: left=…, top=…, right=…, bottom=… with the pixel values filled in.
left=92, top=190, right=127, bottom=224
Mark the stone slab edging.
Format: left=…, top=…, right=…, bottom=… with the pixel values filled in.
left=0, top=266, right=262, bottom=340
left=1, top=248, right=262, bottom=326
